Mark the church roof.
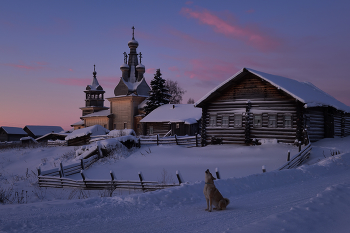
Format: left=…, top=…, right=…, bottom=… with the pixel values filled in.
left=195, top=67, right=350, bottom=112
left=81, top=109, right=111, bottom=118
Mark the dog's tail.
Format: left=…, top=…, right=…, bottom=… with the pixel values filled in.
left=224, top=198, right=230, bottom=206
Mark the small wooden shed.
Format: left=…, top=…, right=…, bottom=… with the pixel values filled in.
left=195, top=68, right=350, bottom=145
left=140, top=104, right=202, bottom=136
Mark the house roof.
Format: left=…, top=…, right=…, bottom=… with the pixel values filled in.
left=140, top=104, right=202, bottom=124
left=0, top=126, right=27, bottom=135
left=71, top=120, right=85, bottom=126
left=195, top=68, right=350, bottom=112
left=24, top=125, right=64, bottom=137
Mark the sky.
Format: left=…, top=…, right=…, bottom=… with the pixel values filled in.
left=1, top=0, right=350, bottom=130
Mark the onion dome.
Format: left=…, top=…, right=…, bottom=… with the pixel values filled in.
left=128, top=39, right=139, bottom=48
left=120, top=63, right=129, bottom=69
left=136, top=63, right=145, bottom=71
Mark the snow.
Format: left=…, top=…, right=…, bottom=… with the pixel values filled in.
left=81, top=109, right=111, bottom=118
left=24, top=125, right=64, bottom=137
left=65, top=125, right=109, bottom=141
left=70, top=120, right=84, bottom=126
left=1, top=137, right=350, bottom=232
left=195, top=67, right=350, bottom=113
left=108, top=129, right=136, bottom=137
left=0, top=126, right=27, bottom=135
left=141, top=104, right=202, bottom=124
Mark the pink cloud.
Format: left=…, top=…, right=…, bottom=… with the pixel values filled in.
left=183, top=58, right=238, bottom=83
left=69, top=68, right=73, bottom=72
left=180, top=7, right=281, bottom=51
left=146, top=68, right=156, bottom=74
left=3, top=61, right=49, bottom=71
left=168, top=66, right=179, bottom=72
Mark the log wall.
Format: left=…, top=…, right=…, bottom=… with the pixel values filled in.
left=204, top=74, right=299, bottom=144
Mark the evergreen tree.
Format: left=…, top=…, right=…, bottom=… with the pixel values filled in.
left=144, top=69, right=171, bottom=115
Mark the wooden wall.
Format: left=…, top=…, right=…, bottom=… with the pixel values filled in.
left=84, top=116, right=110, bottom=129
left=203, top=73, right=299, bottom=144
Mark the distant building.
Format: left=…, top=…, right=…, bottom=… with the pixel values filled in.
left=195, top=68, right=350, bottom=145
left=140, top=104, right=202, bottom=136
left=0, top=127, right=28, bottom=142
left=72, top=27, right=150, bottom=135
left=23, top=125, right=64, bottom=139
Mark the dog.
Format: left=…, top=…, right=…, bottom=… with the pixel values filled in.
left=203, top=169, right=230, bottom=212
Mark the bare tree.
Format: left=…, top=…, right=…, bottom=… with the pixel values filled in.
left=165, top=79, right=186, bottom=104
left=187, top=98, right=195, bottom=104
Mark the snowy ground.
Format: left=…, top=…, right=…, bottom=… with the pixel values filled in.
left=1, top=137, right=350, bottom=232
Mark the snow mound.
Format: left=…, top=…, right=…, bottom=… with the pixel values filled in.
left=66, top=125, right=109, bottom=141
left=108, top=129, right=136, bottom=137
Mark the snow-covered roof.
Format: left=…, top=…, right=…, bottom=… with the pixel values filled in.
left=24, top=125, right=64, bottom=137
left=140, top=104, right=202, bottom=124
left=195, top=67, right=350, bottom=112
left=81, top=110, right=111, bottom=118
left=1, top=126, right=27, bottom=135
left=65, top=125, right=109, bottom=141
left=71, top=120, right=84, bottom=126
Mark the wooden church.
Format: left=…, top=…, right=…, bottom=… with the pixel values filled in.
left=195, top=68, right=350, bottom=145
left=71, top=27, right=150, bottom=135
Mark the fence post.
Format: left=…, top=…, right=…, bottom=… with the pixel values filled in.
left=262, top=165, right=266, bottom=173
left=138, top=138, right=141, bottom=148
left=176, top=170, right=183, bottom=184
left=175, top=134, right=178, bottom=145
left=81, top=159, right=85, bottom=170
left=157, top=134, right=159, bottom=146
left=299, top=141, right=301, bottom=152
left=196, top=134, right=198, bottom=147
left=37, top=167, right=41, bottom=176
left=215, top=167, right=221, bottom=179
left=110, top=170, right=115, bottom=181
left=138, top=172, right=145, bottom=192
left=60, top=162, right=65, bottom=177
left=287, top=150, right=290, bottom=161
left=80, top=170, right=85, bottom=181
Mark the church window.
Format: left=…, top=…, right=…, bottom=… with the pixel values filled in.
left=114, top=124, right=116, bottom=130
left=149, top=126, right=153, bottom=134
left=124, top=122, right=127, bottom=129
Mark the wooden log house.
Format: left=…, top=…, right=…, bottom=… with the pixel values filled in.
left=195, top=68, right=350, bottom=145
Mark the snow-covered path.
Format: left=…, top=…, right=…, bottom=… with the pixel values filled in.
left=2, top=151, right=350, bottom=233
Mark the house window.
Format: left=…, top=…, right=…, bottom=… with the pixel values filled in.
left=222, top=115, right=229, bottom=127
left=124, top=122, right=127, bottom=129
left=209, top=115, right=217, bottom=127
left=176, top=123, right=180, bottom=129
left=254, top=115, right=262, bottom=127
left=268, top=115, right=276, bottom=128
left=234, top=114, right=242, bottom=127
left=113, top=124, right=116, bottom=130
left=149, top=126, right=153, bottom=134
left=285, top=115, right=292, bottom=128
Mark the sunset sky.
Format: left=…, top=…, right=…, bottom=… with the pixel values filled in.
left=1, top=0, right=350, bottom=130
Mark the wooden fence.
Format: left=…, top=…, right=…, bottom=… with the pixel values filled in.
left=38, top=147, right=99, bottom=177
left=38, top=171, right=181, bottom=192
left=278, top=133, right=312, bottom=170
left=139, top=134, right=201, bottom=147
